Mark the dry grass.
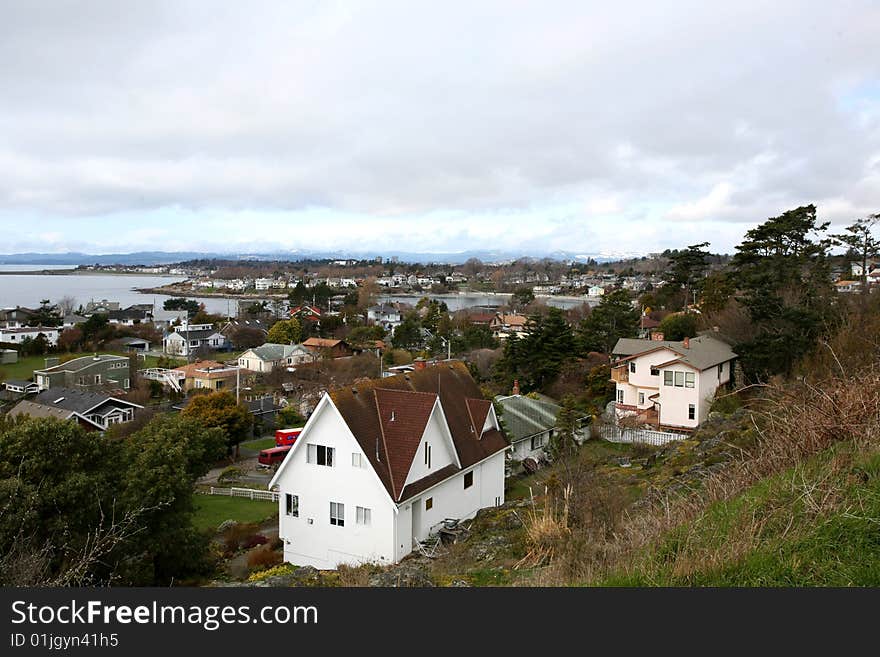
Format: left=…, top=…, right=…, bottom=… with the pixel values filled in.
left=528, top=358, right=880, bottom=585
left=515, top=485, right=571, bottom=569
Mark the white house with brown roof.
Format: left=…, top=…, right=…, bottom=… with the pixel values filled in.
left=610, top=334, right=737, bottom=430
left=268, top=361, right=509, bottom=570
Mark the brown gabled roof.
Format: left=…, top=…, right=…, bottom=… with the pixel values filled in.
left=466, top=398, right=491, bottom=436
left=303, top=337, right=344, bottom=349
left=468, top=313, right=496, bottom=325
left=640, top=315, right=660, bottom=329
left=374, top=388, right=438, bottom=500
left=329, top=361, right=508, bottom=502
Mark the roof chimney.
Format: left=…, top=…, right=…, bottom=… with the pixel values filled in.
left=651, top=332, right=664, bottom=341
left=512, top=379, right=520, bottom=396
left=413, top=358, right=427, bottom=371
left=683, top=336, right=690, bottom=349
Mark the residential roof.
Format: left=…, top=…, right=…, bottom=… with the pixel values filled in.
left=612, top=335, right=737, bottom=371
left=0, top=325, right=59, bottom=334
left=639, top=315, right=661, bottom=329
left=303, top=337, right=345, bottom=349
left=495, top=314, right=528, bottom=327
left=29, top=387, right=141, bottom=414
left=119, top=337, right=149, bottom=345
left=3, top=379, right=34, bottom=388
left=221, top=318, right=270, bottom=334
left=173, top=360, right=238, bottom=379
left=168, top=328, right=220, bottom=340
left=368, top=304, right=399, bottom=313
left=494, top=394, right=560, bottom=442
left=35, top=354, right=127, bottom=373
left=8, top=399, right=104, bottom=430
left=468, top=312, right=496, bottom=324
left=246, top=343, right=305, bottom=361
left=329, top=361, right=508, bottom=502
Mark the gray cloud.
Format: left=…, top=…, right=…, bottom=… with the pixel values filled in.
left=0, top=0, right=878, bottom=252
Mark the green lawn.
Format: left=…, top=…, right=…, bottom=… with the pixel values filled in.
left=0, top=351, right=191, bottom=383
left=191, top=494, right=277, bottom=533
left=241, top=437, right=277, bottom=452
left=0, top=351, right=126, bottom=381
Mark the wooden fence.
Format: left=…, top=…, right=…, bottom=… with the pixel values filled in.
left=202, top=486, right=279, bottom=502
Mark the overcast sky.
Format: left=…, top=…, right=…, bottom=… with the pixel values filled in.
left=0, top=1, right=878, bottom=256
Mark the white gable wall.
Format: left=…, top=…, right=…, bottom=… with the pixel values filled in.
left=402, top=401, right=458, bottom=488
left=273, top=397, right=397, bottom=570
left=395, top=451, right=506, bottom=552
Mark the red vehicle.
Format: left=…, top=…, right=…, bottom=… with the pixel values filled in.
left=258, top=445, right=292, bottom=468
left=275, top=427, right=304, bottom=447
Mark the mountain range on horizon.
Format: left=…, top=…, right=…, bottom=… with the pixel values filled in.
left=0, top=248, right=649, bottom=267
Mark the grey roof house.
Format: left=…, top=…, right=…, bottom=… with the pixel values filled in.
left=9, top=388, right=143, bottom=431
left=237, top=343, right=316, bottom=373
left=495, top=393, right=589, bottom=463
left=33, top=354, right=131, bottom=392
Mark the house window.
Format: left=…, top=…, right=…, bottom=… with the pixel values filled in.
left=352, top=453, right=365, bottom=468
left=356, top=506, right=371, bottom=525
left=718, top=363, right=724, bottom=378
left=307, top=444, right=334, bottom=467
left=639, top=392, right=645, bottom=405
left=124, top=378, right=130, bottom=389
left=285, top=494, right=299, bottom=517
left=685, top=372, right=695, bottom=388
left=94, top=375, right=101, bottom=385
left=530, top=433, right=546, bottom=451
left=464, top=471, right=474, bottom=489
left=688, top=404, right=696, bottom=421
left=629, top=362, right=636, bottom=374
left=664, top=371, right=673, bottom=386
left=424, top=442, right=432, bottom=469
left=425, top=498, right=433, bottom=511
left=674, top=371, right=684, bottom=387
left=616, top=389, right=624, bottom=403
left=78, top=376, right=85, bottom=385
left=650, top=367, right=659, bottom=376
left=330, top=502, right=344, bottom=526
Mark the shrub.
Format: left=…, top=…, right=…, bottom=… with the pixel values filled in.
left=247, top=544, right=283, bottom=572
left=217, top=466, right=245, bottom=484
left=247, top=563, right=295, bottom=583
left=242, top=534, right=269, bottom=549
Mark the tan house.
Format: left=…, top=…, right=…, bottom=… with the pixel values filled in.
left=490, top=313, right=529, bottom=340
left=610, top=334, right=737, bottom=431
left=172, top=360, right=239, bottom=392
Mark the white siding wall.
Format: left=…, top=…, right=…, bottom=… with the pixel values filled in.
left=510, top=433, right=550, bottom=461
left=275, top=400, right=396, bottom=570
left=396, top=451, right=506, bottom=549
left=402, top=403, right=457, bottom=487
left=657, top=367, right=701, bottom=428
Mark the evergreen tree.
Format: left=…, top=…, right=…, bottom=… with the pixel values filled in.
left=577, top=290, right=639, bottom=354
left=832, top=214, right=879, bottom=291
left=730, top=204, right=838, bottom=380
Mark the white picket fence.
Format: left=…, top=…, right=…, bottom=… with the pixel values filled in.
left=203, top=486, right=279, bottom=502
left=598, top=423, right=686, bottom=446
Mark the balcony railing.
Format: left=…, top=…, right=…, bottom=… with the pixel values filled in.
left=610, top=366, right=629, bottom=383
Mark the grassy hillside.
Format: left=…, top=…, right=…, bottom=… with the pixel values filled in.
left=598, top=442, right=880, bottom=586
